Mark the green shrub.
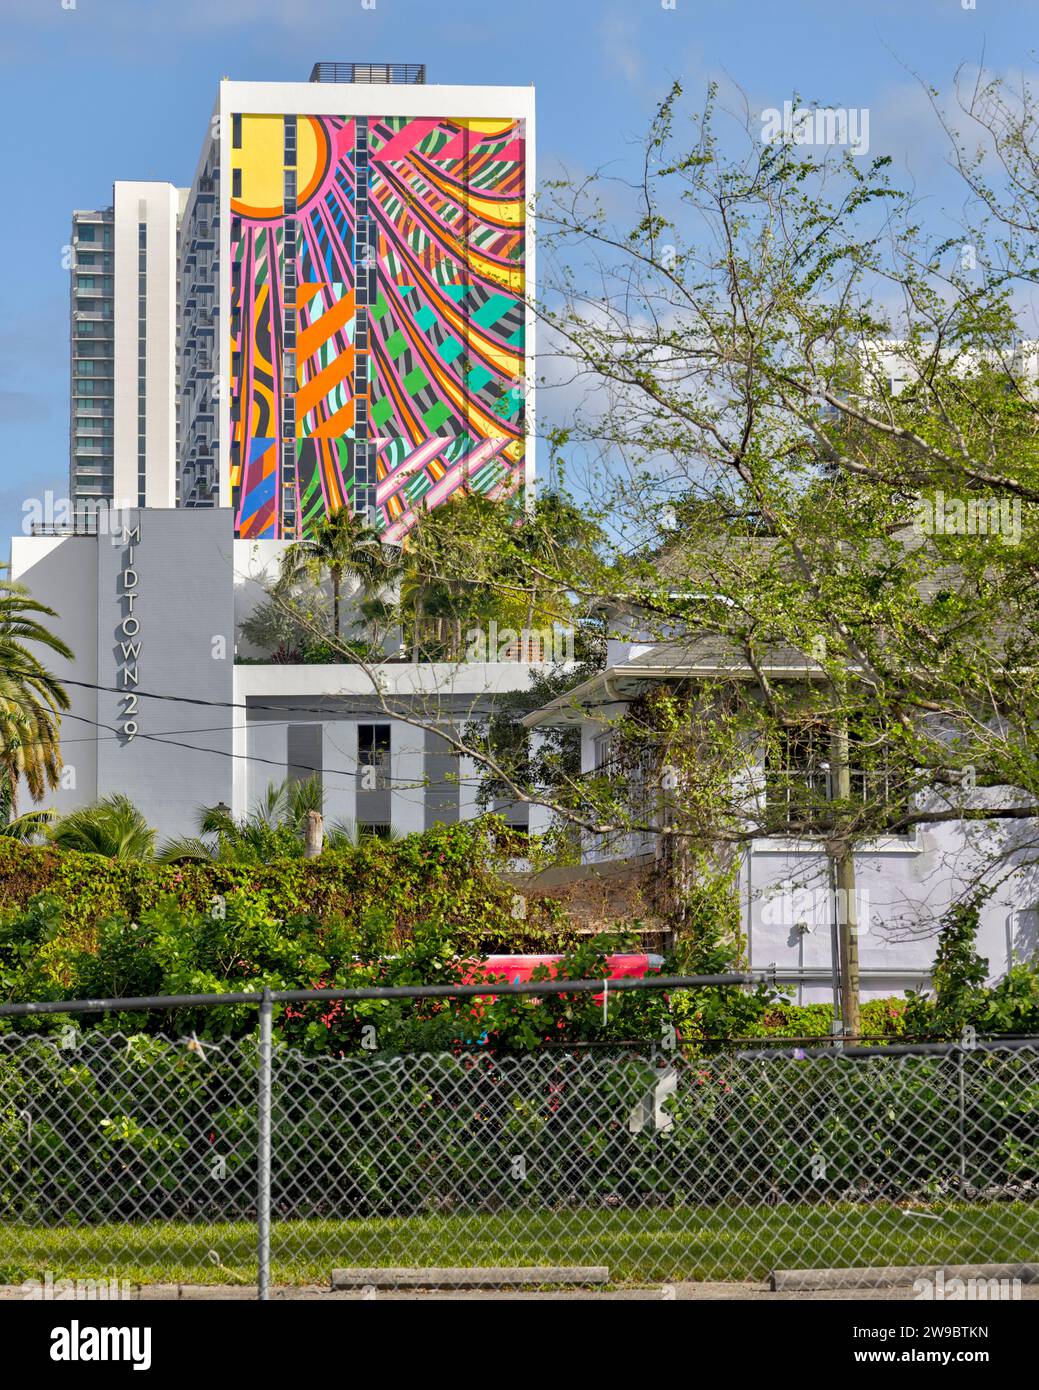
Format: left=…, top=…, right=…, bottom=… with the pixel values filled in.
left=901, top=890, right=1039, bottom=1040
left=0, top=820, right=569, bottom=954
left=744, top=998, right=907, bottom=1041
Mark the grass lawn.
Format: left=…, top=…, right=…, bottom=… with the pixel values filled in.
left=2, top=1202, right=1037, bottom=1286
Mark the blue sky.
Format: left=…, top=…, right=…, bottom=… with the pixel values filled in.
left=1, top=0, right=1036, bottom=543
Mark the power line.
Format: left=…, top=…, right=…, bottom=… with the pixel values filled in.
left=1, top=667, right=569, bottom=802
left=1, top=698, right=478, bottom=797
left=32, top=671, right=522, bottom=723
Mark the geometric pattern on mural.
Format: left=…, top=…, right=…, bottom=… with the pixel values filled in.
left=230, top=114, right=527, bottom=541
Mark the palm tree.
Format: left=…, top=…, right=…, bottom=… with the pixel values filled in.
left=48, top=794, right=156, bottom=860
left=280, top=506, right=401, bottom=645
left=0, top=577, right=72, bottom=815
left=0, top=807, right=56, bottom=841
left=511, top=491, right=601, bottom=637
left=157, top=776, right=361, bottom=863
left=399, top=494, right=505, bottom=660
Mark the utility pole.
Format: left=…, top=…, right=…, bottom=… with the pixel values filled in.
left=830, top=724, right=861, bottom=1040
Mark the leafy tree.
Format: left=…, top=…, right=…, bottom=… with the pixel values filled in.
left=331, top=76, right=1039, bottom=1038
left=175, top=76, right=1039, bottom=1044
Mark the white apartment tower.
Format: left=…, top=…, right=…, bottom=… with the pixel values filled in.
left=69, top=181, right=181, bottom=518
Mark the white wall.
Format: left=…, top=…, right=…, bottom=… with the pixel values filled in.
left=744, top=826, right=1039, bottom=1003
left=232, top=538, right=382, bottom=659
left=244, top=722, right=288, bottom=814
left=390, top=718, right=426, bottom=836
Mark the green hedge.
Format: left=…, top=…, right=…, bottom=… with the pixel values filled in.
left=0, top=822, right=572, bottom=955
left=745, top=999, right=908, bottom=1041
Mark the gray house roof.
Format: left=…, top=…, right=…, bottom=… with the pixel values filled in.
left=524, top=526, right=1007, bottom=729
left=521, top=637, right=836, bottom=728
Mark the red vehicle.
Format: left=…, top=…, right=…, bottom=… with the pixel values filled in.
left=456, top=952, right=665, bottom=1043
left=472, top=952, right=664, bottom=989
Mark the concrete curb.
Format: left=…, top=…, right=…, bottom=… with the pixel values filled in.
left=330, top=1265, right=610, bottom=1288
left=771, top=1262, right=1039, bottom=1292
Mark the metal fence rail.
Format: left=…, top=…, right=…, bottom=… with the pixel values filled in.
left=2, top=1028, right=1038, bottom=1295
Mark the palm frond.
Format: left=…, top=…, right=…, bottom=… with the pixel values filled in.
left=155, top=836, right=217, bottom=865
left=0, top=807, right=57, bottom=841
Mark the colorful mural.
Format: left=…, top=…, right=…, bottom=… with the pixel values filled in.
left=229, top=114, right=527, bottom=541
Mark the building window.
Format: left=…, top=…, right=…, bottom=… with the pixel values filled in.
left=592, top=731, right=620, bottom=775
left=353, top=441, right=372, bottom=486
left=286, top=723, right=322, bottom=788
left=232, top=168, right=242, bottom=199
left=352, top=485, right=375, bottom=523
left=358, top=724, right=391, bottom=787
left=764, top=723, right=910, bottom=831
left=232, top=113, right=242, bottom=149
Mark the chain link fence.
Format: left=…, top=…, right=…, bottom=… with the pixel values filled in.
left=0, top=990, right=1037, bottom=1297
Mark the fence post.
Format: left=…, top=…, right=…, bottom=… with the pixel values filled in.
left=957, top=1047, right=967, bottom=1190
left=257, top=987, right=273, bottom=1301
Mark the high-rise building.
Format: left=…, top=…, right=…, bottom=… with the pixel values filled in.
left=33, top=65, right=545, bottom=845
left=69, top=205, right=114, bottom=514
left=178, top=63, right=535, bottom=540
left=70, top=182, right=181, bottom=520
